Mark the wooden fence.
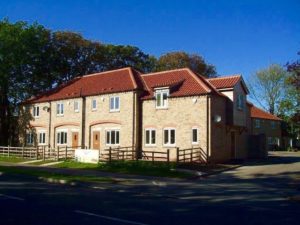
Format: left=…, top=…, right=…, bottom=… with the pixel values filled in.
left=101, top=146, right=136, bottom=162
left=176, top=147, right=207, bottom=163
left=141, top=150, right=170, bottom=163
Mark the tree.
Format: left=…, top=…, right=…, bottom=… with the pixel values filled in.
left=249, top=64, right=292, bottom=115
left=155, top=51, right=216, bottom=77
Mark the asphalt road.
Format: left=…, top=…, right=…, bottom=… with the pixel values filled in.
left=0, top=151, right=300, bottom=225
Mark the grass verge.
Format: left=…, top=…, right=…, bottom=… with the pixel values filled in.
left=0, top=166, right=114, bottom=184
left=0, top=156, right=30, bottom=163
left=28, top=160, right=57, bottom=166
left=56, top=160, right=192, bottom=178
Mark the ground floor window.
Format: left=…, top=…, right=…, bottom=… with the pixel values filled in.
left=57, top=131, right=67, bottom=145
left=163, top=128, right=176, bottom=146
left=192, top=128, right=198, bottom=144
left=106, top=130, right=120, bottom=145
left=39, top=132, right=46, bottom=144
left=26, top=132, right=34, bottom=145
left=145, top=129, right=156, bottom=146
left=268, top=137, right=280, bottom=146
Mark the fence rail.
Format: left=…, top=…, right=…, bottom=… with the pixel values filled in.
left=141, top=150, right=170, bottom=163
left=101, top=146, right=136, bottom=162
left=176, top=147, right=207, bottom=163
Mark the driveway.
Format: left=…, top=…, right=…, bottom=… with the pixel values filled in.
left=0, top=151, right=300, bottom=225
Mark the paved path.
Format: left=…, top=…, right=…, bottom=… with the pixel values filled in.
left=0, top=151, right=299, bottom=225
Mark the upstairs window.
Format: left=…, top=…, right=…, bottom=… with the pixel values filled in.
left=271, top=121, right=276, bottom=129
left=56, top=103, right=64, bottom=116
left=110, top=96, right=120, bottom=112
left=26, top=132, right=34, bottom=145
left=155, top=89, right=169, bottom=109
left=237, top=94, right=244, bottom=110
left=255, top=119, right=261, bottom=128
left=163, top=128, right=176, bottom=146
left=57, top=131, right=67, bottom=145
left=74, top=101, right=79, bottom=113
left=92, top=99, right=97, bottom=111
left=192, top=128, right=199, bottom=144
left=145, top=129, right=156, bottom=146
left=39, top=132, right=46, bottom=144
left=33, top=106, right=40, bottom=117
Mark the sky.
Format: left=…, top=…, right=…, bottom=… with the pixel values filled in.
left=0, top=0, right=299, bottom=82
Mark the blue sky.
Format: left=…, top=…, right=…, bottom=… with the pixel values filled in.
left=1, top=0, right=299, bottom=81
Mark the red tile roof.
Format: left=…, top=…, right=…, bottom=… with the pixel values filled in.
left=249, top=104, right=282, bottom=121
left=25, top=68, right=139, bottom=103
left=207, top=75, right=241, bottom=89
left=140, top=68, right=213, bottom=99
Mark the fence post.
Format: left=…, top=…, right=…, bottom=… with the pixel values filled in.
left=22, top=145, right=24, bottom=158
left=190, top=150, right=193, bottom=163
left=65, top=146, right=67, bottom=160
left=8, top=145, right=10, bottom=157
left=36, top=146, right=39, bottom=160
left=176, top=147, right=179, bottom=164
left=109, top=147, right=112, bottom=163
left=57, top=146, right=60, bottom=161
left=43, top=146, right=45, bottom=161
left=152, top=152, right=154, bottom=164
left=167, top=149, right=170, bottom=164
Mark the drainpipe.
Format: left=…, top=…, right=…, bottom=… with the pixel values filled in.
left=81, top=95, right=86, bottom=148
left=206, top=95, right=211, bottom=163
left=132, top=91, right=136, bottom=151
left=48, top=101, right=51, bottom=148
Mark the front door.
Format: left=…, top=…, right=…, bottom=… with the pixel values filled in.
left=93, top=131, right=100, bottom=149
left=72, top=132, right=79, bottom=148
left=231, top=131, right=236, bottom=159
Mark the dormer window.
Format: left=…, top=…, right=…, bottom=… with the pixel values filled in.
left=155, top=89, right=169, bottom=109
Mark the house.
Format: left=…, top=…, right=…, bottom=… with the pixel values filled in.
left=248, top=102, right=282, bottom=150
left=20, top=67, right=282, bottom=162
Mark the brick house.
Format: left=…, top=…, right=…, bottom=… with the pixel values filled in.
left=20, top=67, right=282, bottom=162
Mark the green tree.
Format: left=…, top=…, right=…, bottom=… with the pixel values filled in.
left=249, top=64, right=292, bottom=115
left=155, top=51, right=216, bottom=77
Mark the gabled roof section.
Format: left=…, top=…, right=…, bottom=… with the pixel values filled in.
left=25, top=67, right=140, bottom=104
left=207, top=75, right=249, bottom=94
left=248, top=103, right=282, bottom=121
left=140, top=68, right=214, bottom=99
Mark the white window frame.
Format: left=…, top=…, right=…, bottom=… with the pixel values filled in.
left=38, top=131, right=46, bottom=145
left=106, top=129, right=120, bottom=146
left=255, top=119, right=260, bottom=128
left=163, top=128, right=176, bottom=147
left=56, top=103, right=64, bottom=116
left=155, top=89, right=169, bottom=109
left=57, top=131, right=68, bottom=145
left=192, top=128, right=199, bottom=145
left=145, top=128, right=156, bottom=146
left=33, top=106, right=40, bottom=118
left=26, top=132, right=34, bottom=145
left=109, top=96, right=120, bottom=112
left=74, top=101, right=79, bottom=113
left=92, top=99, right=97, bottom=111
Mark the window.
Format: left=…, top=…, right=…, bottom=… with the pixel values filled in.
left=39, top=132, right=46, bottom=144
left=56, top=103, right=64, bottom=116
left=192, top=128, right=198, bottom=144
left=145, top=129, right=156, bottom=146
left=155, top=89, right=169, bottom=109
left=106, top=130, right=120, bottom=145
left=57, top=131, right=67, bottom=145
left=163, top=128, right=176, bottom=146
left=255, top=119, right=261, bottom=128
left=92, top=99, right=97, bottom=111
left=33, top=106, right=39, bottom=117
left=74, top=101, right=79, bottom=112
left=271, top=121, right=276, bottom=129
left=26, top=132, right=34, bottom=145
left=268, top=137, right=280, bottom=146
left=110, top=96, right=120, bottom=112
left=237, top=94, right=244, bottom=110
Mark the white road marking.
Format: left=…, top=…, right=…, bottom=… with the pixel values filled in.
left=0, top=194, right=25, bottom=201
left=75, top=210, right=149, bottom=225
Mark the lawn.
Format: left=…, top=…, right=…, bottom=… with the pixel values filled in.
left=0, top=166, right=114, bottom=183
left=0, top=156, right=30, bottom=163
left=56, top=160, right=192, bottom=178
